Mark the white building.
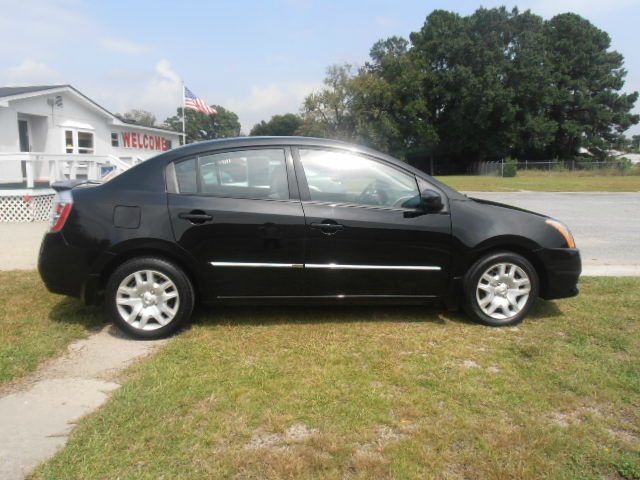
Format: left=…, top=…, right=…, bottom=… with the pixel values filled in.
left=0, top=84, right=181, bottom=221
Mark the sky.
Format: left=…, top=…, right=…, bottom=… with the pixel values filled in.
left=1, top=0, right=639, bottom=134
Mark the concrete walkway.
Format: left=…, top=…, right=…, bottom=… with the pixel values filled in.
left=0, top=326, right=166, bottom=480
left=0, top=222, right=48, bottom=270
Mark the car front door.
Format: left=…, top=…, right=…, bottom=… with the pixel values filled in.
left=294, top=147, right=452, bottom=298
left=167, top=147, right=306, bottom=298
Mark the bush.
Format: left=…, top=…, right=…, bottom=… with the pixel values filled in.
left=503, top=157, right=517, bottom=177
left=617, top=157, right=633, bottom=174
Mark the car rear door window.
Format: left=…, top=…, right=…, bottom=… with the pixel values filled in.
left=199, top=149, right=288, bottom=200
left=298, top=148, right=420, bottom=209
left=175, top=149, right=289, bottom=200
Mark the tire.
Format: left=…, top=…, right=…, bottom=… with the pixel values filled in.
left=105, top=257, right=195, bottom=339
left=463, top=251, right=539, bottom=327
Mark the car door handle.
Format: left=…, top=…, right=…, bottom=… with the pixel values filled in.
left=178, top=211, right=213, bottom=224
left=310, top=222, right=344, bottom=235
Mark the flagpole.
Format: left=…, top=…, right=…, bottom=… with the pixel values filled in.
left=181, top=81, right=187, bottom=146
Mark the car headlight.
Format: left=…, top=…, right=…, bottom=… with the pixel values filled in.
left=545, top=219, right=576, bottom=248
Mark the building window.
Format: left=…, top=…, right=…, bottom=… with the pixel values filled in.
left=111, top=133, right=119, bottom=147
left=64, top=130, right=95, bottom=154
left=65, top=130, right=74, bottom=154
left=78, top=131, right=94, bottom=154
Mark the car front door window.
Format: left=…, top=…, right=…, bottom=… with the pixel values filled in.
left=298, top=149, right=420, bottom=209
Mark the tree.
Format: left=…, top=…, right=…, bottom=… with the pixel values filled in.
left=250, top=113, right=303, bottom=136
left=164, top=105, right=241, bottom=144
left=610, top=135, right=630, bottom=151
left=408, top=8, right=537, bottom=165
left=544, top=13, right=639, bottom=159
left=632, top=135, right=640, bottom=150
left=297, top=7, right=638, bottom=170
left=298, top=64, right=359, bottom=141
left=119, top=109, right=157, bottom=126
left=355, top=37, right=437, bottom=157
left=503, top=10, right=558, bottom=159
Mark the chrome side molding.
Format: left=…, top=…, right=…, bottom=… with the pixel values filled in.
left=210, top=262, right=441, bottom=271
left=210, top=262, right=299, bottom=268
left=305, top=263, right=441, bottom=271
left=217, top=294, right=438, bottom=299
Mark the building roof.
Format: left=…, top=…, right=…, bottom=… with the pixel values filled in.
left=0, top=85, right=70, bottom=98
left=119, top=117, right=177, bottom=132
left=0, top=84, right=178, bottom=135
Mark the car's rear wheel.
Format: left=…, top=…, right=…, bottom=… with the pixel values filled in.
left=463, top=251, right=539, bottom=327
left=106, top=257, right=194, bottom=339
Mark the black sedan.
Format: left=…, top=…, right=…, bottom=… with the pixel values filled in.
left=39, top=137, right=581, bottom=339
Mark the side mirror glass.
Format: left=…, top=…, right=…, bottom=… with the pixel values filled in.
left=420, top=189, right=444, bottom=212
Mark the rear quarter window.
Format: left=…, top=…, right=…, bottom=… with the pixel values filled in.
left=175, top=158, right=197, bottom=194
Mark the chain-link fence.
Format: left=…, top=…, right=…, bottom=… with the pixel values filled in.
left=470, top=159, right=637, bottom=176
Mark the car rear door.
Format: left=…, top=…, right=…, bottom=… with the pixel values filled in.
left=293, top=147, right=452, bottom=298
left=167, top=146, right=306, bottom=298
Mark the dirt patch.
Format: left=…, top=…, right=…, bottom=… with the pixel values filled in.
left=355, top=423, right=418, bottom=456
left=460, top=360, right=502, bottom=374
left=462, top=360, right=480, bottom=369
left=605, top=472, right=627, bottom=480
left=375, top=425, right=407, bottom=445
left=549, top=407, right=601, bottom=428
left=607, top=427, right=639, bottom=446
left=246, top=423, right=319, bottom=451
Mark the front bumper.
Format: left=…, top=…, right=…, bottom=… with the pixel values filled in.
left=535, top=247, right=581, bottom=300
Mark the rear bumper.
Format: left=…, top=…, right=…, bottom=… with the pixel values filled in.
left=38, top=231, right=92, bottom=301
left=535, top=247, right=581, bottom=300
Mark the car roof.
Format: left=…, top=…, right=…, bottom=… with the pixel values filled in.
left=160, top=136, right=389, bottom=160
left=119, top=136, right=466, bottom=199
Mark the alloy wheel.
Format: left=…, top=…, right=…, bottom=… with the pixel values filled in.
left=115, top=269, right=180, bottom=331
left=475, top=262, right=531, bottom=321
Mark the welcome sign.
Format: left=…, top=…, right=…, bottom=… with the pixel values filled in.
left=121, top=131, right=171, bottom=151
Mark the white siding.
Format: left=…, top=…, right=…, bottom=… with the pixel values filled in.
left=0, top=89, right=180, bottom=159
left=0, top=107, right=19, bottom=153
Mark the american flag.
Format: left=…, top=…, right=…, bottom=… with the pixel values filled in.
left=184, top=86, right=217, bottom=115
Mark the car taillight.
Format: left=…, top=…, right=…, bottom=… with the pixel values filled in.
left=50, top=191, right=73, bottom=232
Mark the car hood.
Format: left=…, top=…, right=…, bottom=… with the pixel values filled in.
left=469, top=197, right=548, bottom=218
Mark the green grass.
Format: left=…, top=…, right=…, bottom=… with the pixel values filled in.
left=0, top=271, right=104, bottom=385
left=31, top=277, right=639, bottom=479
left=437, top=171, right=640, bottom=192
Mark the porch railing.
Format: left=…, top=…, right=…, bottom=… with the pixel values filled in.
left=0, top=153, right=145, bottom=188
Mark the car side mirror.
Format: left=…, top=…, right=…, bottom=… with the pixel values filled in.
left=420, top=189, right=444, bottom=212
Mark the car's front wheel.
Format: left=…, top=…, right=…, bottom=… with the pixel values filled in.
left=105, top=257, right=195, bottom=339
left=463, top=251, right=539, bottom=327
